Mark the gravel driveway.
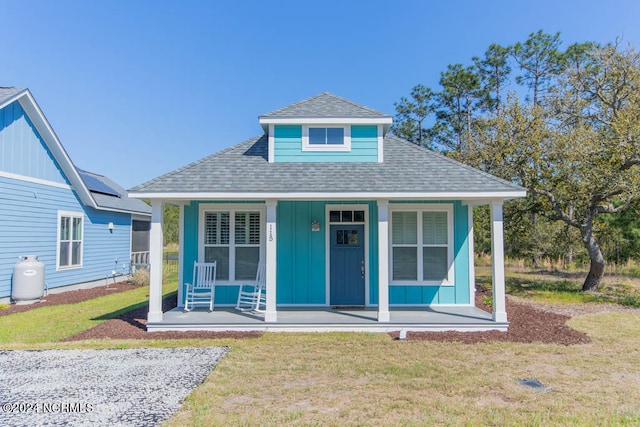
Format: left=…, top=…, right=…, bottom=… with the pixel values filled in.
left=0, top=347, right=227, bottom=426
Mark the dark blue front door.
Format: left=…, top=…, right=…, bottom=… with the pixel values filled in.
left=330, top=224, right=365, bottom=305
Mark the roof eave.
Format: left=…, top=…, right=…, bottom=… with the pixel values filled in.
left=129, top=190, right=527, bottom=201
left=258, top=117, right=393, bottom=135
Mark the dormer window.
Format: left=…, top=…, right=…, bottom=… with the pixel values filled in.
left=302, top=125, right=351, bottom=152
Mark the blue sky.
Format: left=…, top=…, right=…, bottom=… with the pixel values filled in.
left=2, top=0, right=639, bottom=189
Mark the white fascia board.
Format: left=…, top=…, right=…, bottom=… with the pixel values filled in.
left=259, top=117, right=393, bottom=125
left=0, top=89, right=29, bottom=110
left=94, top=206, right=152, bottom=216
left=129, top=190, right=527, bottom=201
left=16, top=91, right=98, bottom=209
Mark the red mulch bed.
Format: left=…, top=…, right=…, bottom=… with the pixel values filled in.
left=389, top=286, right=590, bottom=345
left=60, top=293, right=262, bottom=341
left=3, top=282, right=589, bottom=345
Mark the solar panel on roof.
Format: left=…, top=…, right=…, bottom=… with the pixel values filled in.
left=78, top=170, right=121, bottom=197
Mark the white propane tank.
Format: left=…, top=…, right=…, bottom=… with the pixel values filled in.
left=12, top=255, right=45, bottom=302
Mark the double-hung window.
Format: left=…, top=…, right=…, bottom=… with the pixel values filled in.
left=390, top=206, right=453, bottom=285
left=302, top=125, right=351, bottom=152
left=57, top=211, right=83, bottom=269
left=201, top=207, right=263, bottom=281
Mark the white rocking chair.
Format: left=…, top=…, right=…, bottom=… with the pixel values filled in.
left=184, top=261, right=217, bottom=312
left=235, top=261, right=266, bottom=312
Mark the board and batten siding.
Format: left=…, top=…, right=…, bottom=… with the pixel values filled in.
left=0, top=176, right=133, bottom=297
left=387, top=201, right=471, bottom=305
left=180, top=201, right=264, bottom=306
left=180, top=200, right=471, bottom=306
left=0, top=100, right=68, bottom=184
left=276, top=201, right=327, bottom=304
left=273, top=125, right=378, bottom=162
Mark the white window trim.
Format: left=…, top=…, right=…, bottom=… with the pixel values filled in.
left=302, top=125, right=351, bottom=152
left=56, top=210, right=84, bottom=271
left=389, top=204, right=454, bottom=286
left=198, top=203, right=266, bottom=285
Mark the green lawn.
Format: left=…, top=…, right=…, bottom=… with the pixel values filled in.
left=1, top=271, right=639, bottom=425
left=0, top=280, right=176, bottom=345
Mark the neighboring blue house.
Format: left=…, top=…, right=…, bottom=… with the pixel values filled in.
left=131, top=93, right=525, bottom=332
left=0, top=87, right=151, bottom=302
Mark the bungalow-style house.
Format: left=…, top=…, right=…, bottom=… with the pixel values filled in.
left=0, top=87, right=151, bottom=302
left=130, top=93, right=525, bottom=332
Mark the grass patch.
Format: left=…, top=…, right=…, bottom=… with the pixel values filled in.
left=1, top=264, right=640, bottom=424
left=476, top=266, right=640, bottom=307
left=0, top=279, right=177, bottom=346
left=167, top=317, right=640, bottom=425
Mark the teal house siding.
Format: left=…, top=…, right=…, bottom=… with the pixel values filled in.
left=273, top=125, right=378, bottom=163
left=276, top=201, right=379, bottom=305
left=181, top=202, right=200, bottom=303
left=181, top=200, right=471, bottom=306
left=0, top=100, right=68, bottom=184
left=388, top=201, right=471, bottom=305
left=276, top=201, right=326, bottom=304
left=181, top=200, right=266, bottom=305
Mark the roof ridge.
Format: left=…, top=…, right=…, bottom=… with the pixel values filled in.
left=259, top=93, right=325, bottom=117
left=320, top=92, right=390, bottom=116
left=259, top=92, right=390, bottom=118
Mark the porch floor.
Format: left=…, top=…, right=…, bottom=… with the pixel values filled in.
left=147, top=306, right=508, bottom=332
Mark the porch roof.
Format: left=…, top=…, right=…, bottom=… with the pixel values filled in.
left=130, top=135, right=525, bottom=199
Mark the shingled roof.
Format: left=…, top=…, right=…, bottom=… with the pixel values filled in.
left=130, top=134, right=524, bottom=197
left=259, top=92, right=391, bottom=119
left=0, top=87, right=27, bottom=107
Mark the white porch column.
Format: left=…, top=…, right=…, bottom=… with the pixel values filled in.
left=490, top=201, right=507, bottom=322
left=467, top=204, right=476, bottom=305
left=177, top=204, right=185, bottom=308
left=265, top=200, right=278, bottom=322
left=377, top=200, right=390, bottom=322
left=148, top=200, right=164, bottom=323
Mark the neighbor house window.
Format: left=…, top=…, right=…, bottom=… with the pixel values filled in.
left=390, top=206, right=453, bottom=284
left=202, top=208, right=262, bottom=281
left=57, top=211, right=84, bottom=269
left=302, top=125, right=351, bottom=152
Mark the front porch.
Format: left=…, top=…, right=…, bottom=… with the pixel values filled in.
left=147, top=306, right=507, bottom=333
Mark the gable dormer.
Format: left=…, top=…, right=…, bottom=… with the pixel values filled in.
left=258, top=92, right=392, bottom=163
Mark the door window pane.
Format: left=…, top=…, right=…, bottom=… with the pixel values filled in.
left=330, top=211, right=341, bottom=222
left=353, top=210, right=365, bottom=222
left=341, top=210, right=352, bottom=222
